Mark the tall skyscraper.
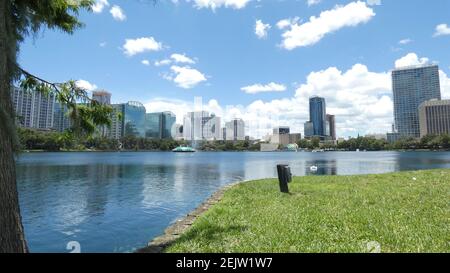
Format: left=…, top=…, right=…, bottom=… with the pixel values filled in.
left=419, top=99, right=450, bottom=138
left=392, top=64, right=441, bottom=138
left=108, top=104, right=125, bottom=140
left=92, top=90, right=111, bottom=105
left=309, top=96, right=327, bottom=136
left=92, top=90, right=112, bottom=137
left=123, top=101, right=146, bottom=137
left=145, top=111, right=176, bottom=139
left=326, top=114, right=336, bottom=141
left=225, top=119, right=245, bottom=141
left=53, top=102, right=71, bottom=132
left=11, top=87, right=55, bottom=130
left=183, top=111, right=221, bottom=141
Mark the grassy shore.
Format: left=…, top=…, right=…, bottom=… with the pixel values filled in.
left=166, top=169, right=450, bottom=253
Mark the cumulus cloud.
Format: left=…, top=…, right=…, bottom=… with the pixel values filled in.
left=110, top=5, right=126, bottom=21
left=92, top=0, right=109, bottom=13
left=169, top=66, right=207, bottom=89
left=241, top=82, right=287, bottom=94
left=154, top=59, right=171, bottom=66
left=255, top=20, right=271, bottom=39
left=147, top=53, right=450, bottom=138
left=307, top=0, right=321, bottom=6
left=394, top=53, right=429, bottom=68
left=141, top=59, right=150, bottom=66
left=75, top=80, right=98, bottom=91
left=279, top=1, right=375, bottom=50
left=190, top=0, right=252, bottom=10
left=123, top=37, right=163, bottom=56
left=171, top=53, right=196, bottom=64
left=433, top=24, right=450, bottom=37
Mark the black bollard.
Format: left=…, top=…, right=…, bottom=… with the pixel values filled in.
left=277, top=164, right=290, bottom=193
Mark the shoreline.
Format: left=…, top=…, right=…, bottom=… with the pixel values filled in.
left=136, top=181, right=244, bottom=253
left=19, top=149, right=450, bottom=153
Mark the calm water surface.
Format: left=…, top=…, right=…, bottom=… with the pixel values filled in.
left=16, top=151, right=450, bottom=252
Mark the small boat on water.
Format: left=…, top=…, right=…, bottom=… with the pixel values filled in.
left=172, top=146, right=196, bottom=153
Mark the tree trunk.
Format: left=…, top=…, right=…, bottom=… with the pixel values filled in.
left=0, top=0, right=28, bottom=253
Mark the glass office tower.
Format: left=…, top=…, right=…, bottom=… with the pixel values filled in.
left=392, top=64, right=441, bottom=138
left=123, top=101, right=146, bottom=137
left=145, top=111, right=176, bottom=139
left=309, top=96, right=327, bottom=136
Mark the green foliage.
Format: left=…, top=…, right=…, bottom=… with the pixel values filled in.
left=12, top=0, right=94, bottom=42
left=198, top=140, right=260, bottom=152
left=167, top=169, right=450, bottom=253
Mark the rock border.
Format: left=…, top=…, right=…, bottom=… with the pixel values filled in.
left=136, top=181, right=242, bottom=253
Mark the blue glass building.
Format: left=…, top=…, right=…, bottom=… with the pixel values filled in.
left=123, top=101, right=146, bottom=137
left=145, top=111, right=176, bottom=139
left=309, top=96, right=327, bottom=136
left=392, top=64, right=441, bottom=138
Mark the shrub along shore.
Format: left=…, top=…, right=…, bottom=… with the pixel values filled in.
left=151, top=169, right=450, bottom=253
left=17, top=128, right=450, bottom=152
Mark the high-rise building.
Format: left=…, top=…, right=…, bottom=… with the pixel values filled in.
left=11, top=87, right=55, bottom=130
left=226, top=119, right=245, bottom=141
left=92, top=90, right=111, bottom=105
left=108, top=104, right=125, bottom=140
left=419, top=99, right=450, bottom=137
left=326, top=114, right=336, bottom=141
left=174, top=124, right=184, bottom=140
left=145, top=111, right=176, bottom=139
left=183, top=111, right=221, bottom=141
left=92, top=90, right=112, bottom=137
left=392, top=64, right=441, bottom=138
left=273, top=126, right=290, bottom=135
left=309, top=96, right=327, bottom=136
left=304, top=121, right=314, bottom=138
left=53, top=102, right=71, bottom=132
left=123, top=101, right=146, bottom=137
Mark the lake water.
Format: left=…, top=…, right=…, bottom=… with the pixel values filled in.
left=16, top=151, right=450, bottom=253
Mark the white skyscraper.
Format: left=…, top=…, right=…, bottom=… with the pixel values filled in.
left=183, top=111, right=221, bottom=141
left=11, top=87, right=55, bottom=130
left=225, top=119, right=245, bottom=141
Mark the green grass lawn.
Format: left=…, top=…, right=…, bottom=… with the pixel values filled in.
left=166, top=169, right=450, bottom=253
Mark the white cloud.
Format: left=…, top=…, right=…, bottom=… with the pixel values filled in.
left=190, top=0, right=252, bottom=10
left=433, top=24, right=450, bottom=37
left=394, top=53, right=429, bottom=68
left=171, top=53, right=196, bottom=64
left=75, top=80, right=98, bottom=92
left=366, top=0, right=381, bottom=6
left=169, top=66, right=207, bottom=89
left=147, top=53, right=450, bottom=139
left=255, top=20, right=271, bottom=39
left=110, top=5, right=126, bottom=21
left=241, top=82, right=286, bottom=94
left=141, top=59, right=150, bottom=66
left=99, top=42, right=107, bottom=47
left=279, top=1, right=375, bottom=50
left=276, top=17, right=300, bottom=30
left=307, top=0, right=321, bottom=6
left=398, top=38, right=412, bottom=45
left=155, top=59, right=172, bottom=66
left=123, top=37, right=163, bottom=56
left=92, top=0, right=109, bottom=13
left=439, top=70, right=450, bottom=99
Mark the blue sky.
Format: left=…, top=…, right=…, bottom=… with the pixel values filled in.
left=18, top=0, right=450, bottom=138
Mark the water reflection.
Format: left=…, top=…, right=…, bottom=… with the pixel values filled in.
left=305, top=160, right=337, bottom=176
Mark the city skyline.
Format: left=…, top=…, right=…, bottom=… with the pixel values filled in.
left=18, top=0, right=450, bottom=138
